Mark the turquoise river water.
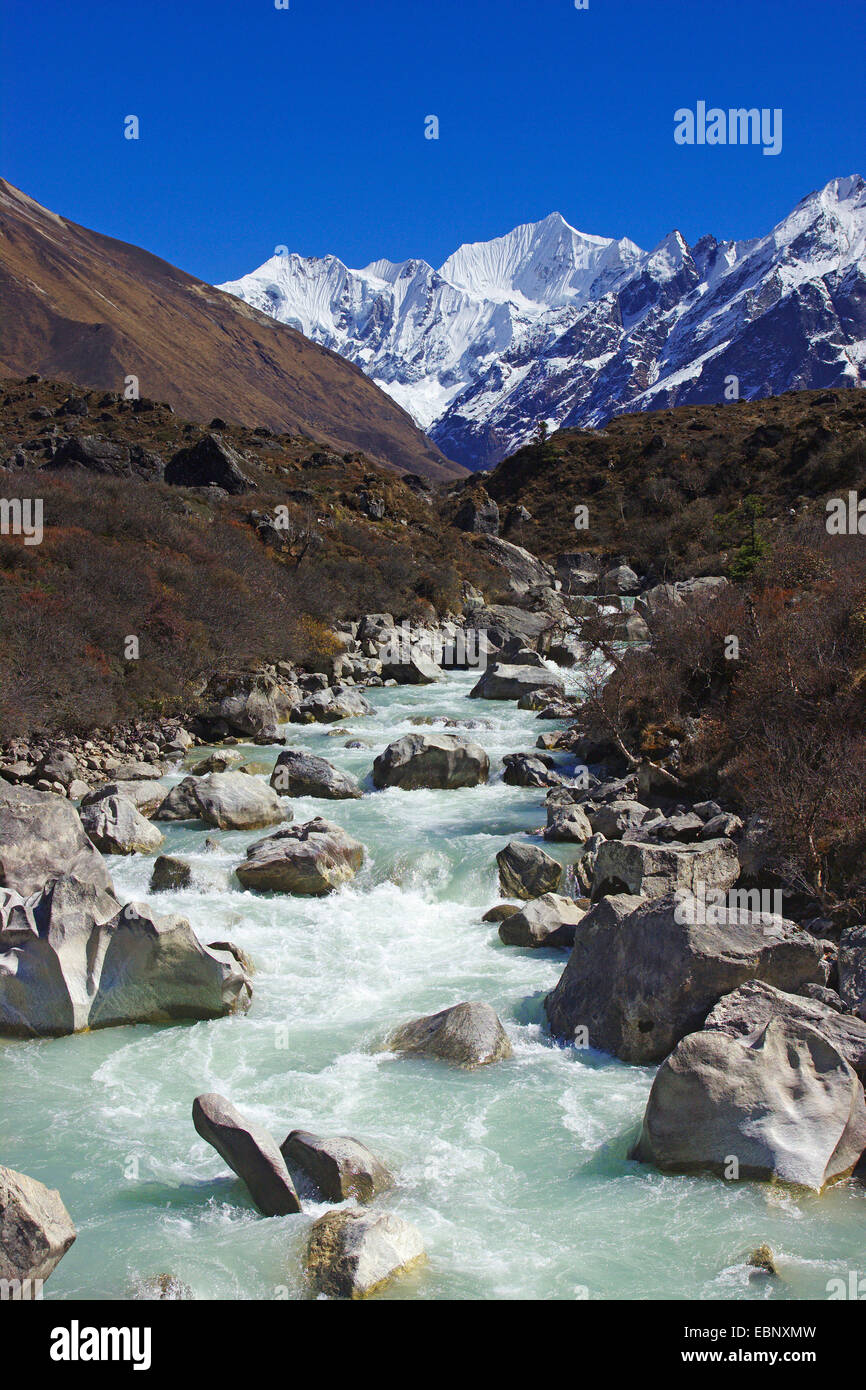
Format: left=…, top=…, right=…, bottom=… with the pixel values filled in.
left=3, top=670, right=865, bottom=1300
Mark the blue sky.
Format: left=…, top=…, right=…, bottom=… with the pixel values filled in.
left=2, top=0, right=864, bottom=282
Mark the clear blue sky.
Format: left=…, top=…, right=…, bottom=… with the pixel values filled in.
left=2, top=0, right=864, bottom=282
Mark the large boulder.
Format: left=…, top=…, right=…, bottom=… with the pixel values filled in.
left=269, top=749, right=362, bottom=800
left=200, top=670, right=297, bottom=738
left=153, top=777, right=201, bottom=821
left=306, top=1209, right=425, bottom=1299
left=280, top=1131, right=393, bottom=1204
left=372, top=733, right=489, bottom=791
left=378, top=640, right=443, bottom=685
left=632, top=1018, right=866, bottom=1191
left=544, top=893, right=826, bottom=1063
left=502, top=752, right=562, bottom=789
left=190, top=772, right=286, bottom=831
left=600, top=564, right=640, bottom=595
left=838, top=926, right=866, bottom=1022
left=453, top=493, right=500, bottom=536
left=0, top=877, right=252, bottom=1036
left=476, top=535, right=555, bottom=596
left=470, top=663, right=564, bottom=701
left=496, top=841, right=562, bottom=899
left=235, top=818, right=364, bottom=895
left=498, top=893, right=586, bottom=949
left=0, top=783, right=113, bottom=897
left=82, top=780, right=166, bottom=818
left=0, top=1167, right=77, bottom=1287
left=291, top=686, right=372, bottom=724
left=164, top=433, right=254, bottom=494
left=589, top=800, right=650, bottom=839
left=544, top=802, right=593, bottom=843
left=192, top=1093, right=300, bottom=1216
left=149, top=855, right=193, bottom=892
left=703, top=980, right=866, bottom=1083
left=591, top=837, right=740, bottom=902
left=79, top=795, right=164, bottom=855
left=385, top=1001, right=512, bottom=1068
left=635, top=576, right=728, bottom=621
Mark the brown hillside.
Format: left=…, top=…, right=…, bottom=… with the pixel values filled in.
left=0, top=180, right=461, bottom=482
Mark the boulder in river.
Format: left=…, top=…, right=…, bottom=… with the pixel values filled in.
left=703, top=979, right=866, bottom=1083
left=498, top=893, right=586, bottom=949
left=82, top=780, right=166, bottom=818
left=544, top=803, right=592, bottom=843
left=190, top=772, right=287, bottom=831
left=0, top=877, right=252, bottom=1036
left=290, top=685, right=372, bottom=724
left=153, top=776, right=202, bottom=821
left=385, top=1001, right=512, bottom=1068
left=269, top=749, right=363, bottom=800
left=0, top=782, right=113, bottom=897
left=306, top=1208, right=425, bottom=1299
left=496, top=841, right=562, bottom=899
left=149, top=855, right=193, bottom=892
left=544, top=893, right=826, bottom=1063
left=79, top=795, right=164, bottom=855
left=502, top=752, right=563, bottom=788
left=632, top=1017, right=866, bottom=1191
left=469, top=663, right=565, bottom=701
left=372, top=733, right=489, bottom=790
left=0, top=1166, right=77, bottom=1286
left=192, top=1093, right=300, bottom=1216
left=235, top=817, right=364, bottom=895
left=280, top=1131, right=393, bottom=1204
left=591, top=837, right=740, bottom=902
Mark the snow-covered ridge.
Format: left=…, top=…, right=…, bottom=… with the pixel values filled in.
left=219, top=176, right=866, bottom=468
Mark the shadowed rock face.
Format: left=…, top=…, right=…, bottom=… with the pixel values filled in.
left=0, top=1166, right=77, bottom=1284
left=632, top=1017, right=866, bottom=1191
left=235, top=818, right=364, bottom=895
left=269, top=749, right=363, bottom=800
left=385, top=1001, right=513, bottom=1069
left=0, top=782, right=114, bottom=898
left=544, top=893, right=826, bottom=1063
left=306, top=1208, right=425, bottom=1299
left=280, top=1131, right=393, bottom=1204
left=0, top=877, right=252, bottom=1036
left=839, top=925, right=866, bottom=1022
left=372, top=733, right=489, bottom=790
left=192, top=1093, right=300, bottom=1217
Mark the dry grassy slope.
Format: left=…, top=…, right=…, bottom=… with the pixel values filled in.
left=482, top=389, right=866, bottom=576
left=0, top=180, right=462, bottom=482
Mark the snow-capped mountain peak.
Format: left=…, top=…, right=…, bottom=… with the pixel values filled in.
left=219, top=176, right=866, bottom=468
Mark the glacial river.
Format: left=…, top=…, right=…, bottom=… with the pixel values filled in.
left=3, top=672, right=865, bottom=1300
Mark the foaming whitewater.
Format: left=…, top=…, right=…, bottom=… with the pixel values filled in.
left=3, top=672, right=865, bottom=1300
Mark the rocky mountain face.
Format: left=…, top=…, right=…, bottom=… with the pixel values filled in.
left=0, top=180, right=460, bottom=481
left=220, top=176, right=866, bottom=470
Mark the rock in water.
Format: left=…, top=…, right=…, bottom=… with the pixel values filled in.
left=0, top=1166, right=77, bottom=1285
left=190, top=772, right=286, bottom=831
left=235, top=818, right=364, bottom=895
left=496, top=841, right=562, bottom=899
left=82, top=780, right=166, bottom=818
left=498, top=893, right=586, bottom=948
left=153, top=777, right=202, bottom=821
left=269, top=749, right=363, bottom=800
left=306, top=1209, right=425, bottom=1298
left=544, top=893, right=825, bottom=1063
left=280, top=1131, right=393, bottom=1203
left=149, top=855, right=193, bottom=892
left=79, top=795, right=164, bottom=855
left=385, top=1001, right=512, bottom=1068
left=469, top=663, right=565, bottom=701
left=632, top=1018, right=866, bottom=1191
left=0, top=782, right=113, bottom=897
left=191, top=1093, right=300, bottom=1216
left=703, top=980, right=866, bottom=1083
left=0, top=877, right=252, bottom=1036
left=372, top=732, right=489, bottom=790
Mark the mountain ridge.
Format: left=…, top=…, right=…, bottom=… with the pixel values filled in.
left=220, top=175, right=866, bottom=469
left=0, top=179, right=461, bottom=481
